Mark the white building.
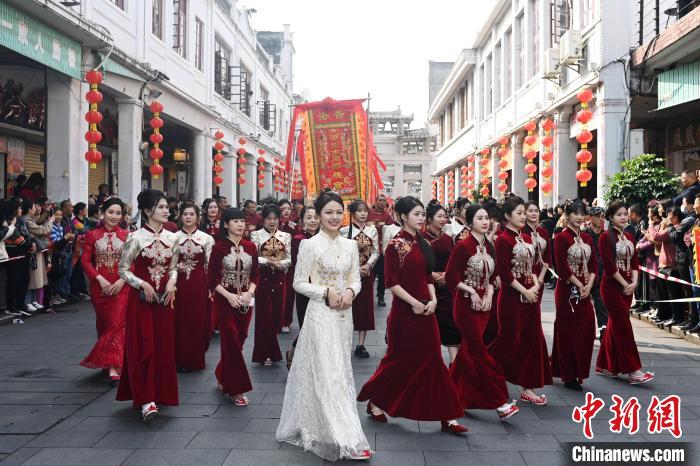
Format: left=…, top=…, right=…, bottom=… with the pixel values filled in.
left=0, top=0, right=294, bottom=209
left=370, top=109, right=433, bottom=203
left=427, top=0, right=635, bottom=206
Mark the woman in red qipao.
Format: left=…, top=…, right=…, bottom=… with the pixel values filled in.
left=285, top=205, right=320, bottom=368
left=595, top=201, right=655, bottom=385
left=174, top=202, right=214, bottom=372
left=200, top=198, right=220, bottom=334
left=358, top=196, right=467, bottom=434
left=117, top=190, right=179, bottom=422
left=550, top=200, right=597, bottom=391
left=524, top=202, right=552, bottom=298
left=340, top=200, right=379, bottom=359
left=80, top=197, right=129, bottom=386
left=209, top=208, right=259, bottom=406
left=446, top=204, right=519, bottom=420
left=482, top=202, right=503, bottom=346
left=278, top=199, right=297, bottom=334
left=250, top=203, right=291, bottom=366
left=489, top=196, right=552, bottom=406
left=424, top=203, right=461, bottom=364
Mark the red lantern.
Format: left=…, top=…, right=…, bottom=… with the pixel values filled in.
left=258, top=157, right=266, bottom=165
left=85, top=72, right=104, bottom=169
left=84, top=149, right=102, bottom=165
left=85, top=69, right=103, bottom=85
left=576, top=109, right=593, bottom=124
left=238, top=176, right=246, bottom=184
left=541, top=136, right=553, bottom=147
left=150, top=133, right=163, bottom=144
left=213, top=164, right=224, bottom=173
left=541, top=182, right=553, bottom=194
left=498, top=182, right=508, bottom=193
left=576, top=169, right=593, bottom=184
left=467, top=155, right=475, bottom=163
left=238, top=166, right=246, bottom=175
left=258, top=149, right=266, bottom=156
left=85, top=89, right=103, bottom=104
left=498, top=172, right=509, bottom=180
left=541, top=166, right=554, bottom=177
left=149, top=117, right=164, bottom=129
left=238, top=137, right=247, bottom=145
left=85, top=110, right=103, bottom=124
left=480, top=186, right=490, bottom=196
left=150, top=164, right=164, bottom=177
left=214, top=130, right=225, bottom=139
left=499, top=159, right=508, bottom=169
left=498, top=148, right=508, bottom=158
left=524, top=120, right=537, bottom=132
left=576, top=150, right=593, bottom=163
left=480, top=157, right=490, bottom=166
left=524, top=150, right=537, bottom=161
left=213, top=175, right=224, bottom=185
left=499, top=136, right=510, bottom=145
left=150, top=101, right=164, bottom=113
left=258, top=181, right=265, bottom=189
left=524, top=135, right=537, bottom=146
left=479, top=168, right=488, bottom=176
left=525, top=177, right=537, bottom=191
left=150, top=148, right=163, bottom=160
left=576, top=130, right=593, bottom=144
left=214, top=141, right=225, bottom=151
left=237, top=148, right=246, bottom=156
left=460, top=166, right=468, bottom=173
left=542, top=119, right=555, bottom=131
left=213, top=130, right=225, bottom=186
left=541, top=151, right=553, bottom=162
left=524, top=164, right=538, bottom=174
left=480, top=148, right=490, bottom=156
left=85, top=130, right=102, bottom=144
left=576, top=88, right=594, bottom=103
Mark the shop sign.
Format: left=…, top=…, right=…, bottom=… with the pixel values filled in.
left=658, top=61, right=700, bottom=110
left=0, top=3, right=82, bottom=80
left=6, top=137, right=25, bottom=176
left=667, top=120, right=700, bottom=152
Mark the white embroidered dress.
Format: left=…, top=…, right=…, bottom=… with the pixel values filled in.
left=276, top=229, right=370, bottom=461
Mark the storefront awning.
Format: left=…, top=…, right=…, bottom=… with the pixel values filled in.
left=658, top=60, right=700, bottom=110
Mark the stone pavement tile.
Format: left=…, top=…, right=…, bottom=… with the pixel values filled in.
left=641, top=434, right=700, bottom=448
left=249, top=373, right=279, bottom=383
left=519, top=451, right=564, bottom=466
left=160, top=417, right=250, bottom=432
left=187, top=431, right=280, bottom=449
left=467, top=434, right=562, bottom=452
left=73, top=402, right=135, bottom=417
left=554, top=434, right=647, bottom=444
left=244, top=418, right=279, bottom=433
left=70, top=415, right=168, bottom=432
left=49, top=414, right=87, bottom=431
left=0, top=404, right=81, bottom=434
left=21, top=447, right=134, bottom=465
left=0, top=447, right=41, bottom=465
left=122, top=448, right=231, bottom=465
left=223, top=449, right=324, bottom=465
left=375, top=433, right=468, bottom=452
left=26, top=430, right=108, bottom=448
left=424, top=451, right=525, bottom=466
left=0, top=364, right=87, bottom=382
left=184, top=390, right=265, bottom=405
left=503, top=419, right=583, bottom=435
left=342, top=450, right=425, bottom=466
left=262, top=392, right=284, bottom=404
left=532, top=405, right=613, bottom=420
left=246, top=382, right=287, bottom=393
left=0, top=381, right=105, bottom=393
left=431, top=412, right=508, bottom=435
left=155, top=404, right=219, bottom=418
left=0, top=435, right=33, bottom=453
left=278, top=434, right=376, bottom=451
left=359, top=415, right=420, bottom=434
left=93, top=431, right=196, bottom=449
left=212, top=405, right=262, bottom=418
left=0, top=392, right=100, bottom=405
left=254, top=404, right=283, bottom=419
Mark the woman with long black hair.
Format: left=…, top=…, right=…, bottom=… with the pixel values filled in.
left=446, top=204, right=518, bottom=419
left=278, top=198, right=297, bottom=333
left=424, top=203, right=461, bottom=363
left=488, top=196, right=552, bottom=406
left=116, top=189, right=179, bottom=422
left=340, top=199, right=379, bottom=358
left=358, top=196, right=467, bottom=434
left=209, top=208, right=259, bottom=406
left=200, top=198, right=220, bottom=237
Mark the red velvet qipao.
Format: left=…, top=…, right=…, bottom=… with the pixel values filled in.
left=524, top=223, right=551, bottom=304
left=550, top=227, right=597, bottom=383
left=250, top=228, right=291, bottom=363
left=280, top=220, right=297, bottom=329
left=80, top=226, right=130, bottom=370
left=341, top=224, right=379, bottom=331
left=488, top=227, right=553, bottom=389
left=174, top=229, right=213, bottom=371
left=201, top=219, right=219, bottom=334
left=425, top=228, right=461, bottom=347
left=357, top=230, right=463, bottom=421
left=446, top=234, right=509, bottom=409
left=116, top=224, right=179, bottom=408
left=595, top=229, right=642, bottom=374
left=209, top=237, right=259, bottom=397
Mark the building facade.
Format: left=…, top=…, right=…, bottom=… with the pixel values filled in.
left=370, top=109, right=433, bottom=203
left=427, top=0, right=635, bottom=207
left=0, top=0, right=294, bottom=209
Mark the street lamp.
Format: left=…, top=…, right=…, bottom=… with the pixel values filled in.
left=173, top=148, right=189, bottom=166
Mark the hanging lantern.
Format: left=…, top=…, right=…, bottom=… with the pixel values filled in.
left=479, top=148, right=490, bottom=198
left=496, top=135, right=509, bottom=193
left=540, top=117, right=555, bottom=194
left=576, top=87, right=595, bottom=187
left=524, top=120, right=538, bottom=192
left=148, top=100, right=164, bottom=179
left=84, top=69, right=104, bottom=169
left=431, top=180, right=437, bottom=200
left=212, top=130, right=225, bottom=187
left=257, top=157, right=266, bottom=191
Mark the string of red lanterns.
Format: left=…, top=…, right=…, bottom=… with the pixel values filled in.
left=84, top=70, right=104, bottom=169
left=431, top=179, right=438, bottom=200
left=460, top=165, right=468, bottom=198
left=479, top=147, right=490, bottom=197
left=497, top=136, right=509, bottom=193
left=237, top=137, right=247, bottom=185
left=540, top=118, right=555, bottom=194
left=438, top=176, right=445, bottom=204
left=291, top=168, right=304, bottom=199
left=447, top=170, right=455, bottom=205
left=466, top=154, right=476, bottom=200
left=212, top=130, right=225, bottom=186
left=257, top=149, right=266, bottom=190
left=148, top=101, right=164, bottom=179
left=576, top=88, right=595, bottom=187
left=523, top=120, right=538, bottom=192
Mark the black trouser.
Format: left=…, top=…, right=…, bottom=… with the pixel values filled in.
left=657, top=269, right=685, bottom=322
left=70, top=260, right=88, bottom=296
left=6, top=254, right=30, bottom=312
left=0, top=263, right=7, bottom=310
left=591, top=278, right=608, bottom=328
left=374, top=255, right=385, bottom=298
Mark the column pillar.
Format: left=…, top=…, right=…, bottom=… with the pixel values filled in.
left=597, top=98, right=627, bottom=204
left=554, top=109, right=578, bottom=204
left=263, top=162, right=273, bottom=199
left=46, top=70, right=87, bottom=203
left=219, top=147, right=236, bottom=206
left=116, top=98, right=144, bottom=211
left=192, top=131, right=212, bottom=204
left=510, top=134, right=527, bottom=199
left=239, top=159, right=257, bottom=203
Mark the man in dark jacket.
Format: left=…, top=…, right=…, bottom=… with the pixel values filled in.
left=674, top=169, right=700, bottom=206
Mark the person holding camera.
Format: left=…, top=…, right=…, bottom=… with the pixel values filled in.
left=4, top=198, right=36, bottom=316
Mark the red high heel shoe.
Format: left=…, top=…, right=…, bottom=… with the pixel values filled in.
left=441, top=420, right=468, bottom=434
left=366, top=402, right=387, bottom=423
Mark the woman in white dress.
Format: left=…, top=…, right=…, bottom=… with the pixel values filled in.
left=276, top=191, right=373, bottom=461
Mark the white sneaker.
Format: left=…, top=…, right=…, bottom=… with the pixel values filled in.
left=32, top=302, right=44, bottom=311
left=25, top=304, right=37, bottom=313
left=4, top=310, right=21, bottom=316
left=280, top=326, right=290, bottom=333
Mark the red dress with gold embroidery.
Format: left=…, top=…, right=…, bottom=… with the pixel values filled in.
left=208, top=237, right=259, bottom=397
left=551, top=227, right=598, bottom=383
left=446, top=233, right=509, bottom=409
left=80, top=226, right=130, bottom=370
left=357, top=230, right=463, bottom=421
left=595, top=229, right=642, bottom=374
left=250, top=228, right=291, bottom=363
left=174, top=229, right=214, bottom=371
left=425, top=228, right=461, bottom=347
left=116, top=224, right=180, bottom=408
left=488, top=227, right=553, bottom=389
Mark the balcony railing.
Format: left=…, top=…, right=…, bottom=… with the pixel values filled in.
left=638, top=0, right=698, bottom=46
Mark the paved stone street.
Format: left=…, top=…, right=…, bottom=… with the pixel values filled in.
left=1, top=290, right=699, bottom=465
